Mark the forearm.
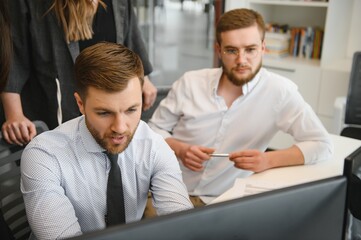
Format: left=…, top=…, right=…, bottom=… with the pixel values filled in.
left=265, top=145, right=304, bottom=169
left=152, top=170, right=193, bottom=215
left=147, top=121, right=174, bottom=139
left=150, top=143, right=193, bottom=215
left=1, top=92, right=24, bottom=119
left=165, top=137, right=188, bottom=159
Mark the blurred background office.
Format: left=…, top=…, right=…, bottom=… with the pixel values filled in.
left=134, top=0, right=223, bottom=86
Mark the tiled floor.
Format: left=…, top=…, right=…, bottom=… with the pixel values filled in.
left=144, top=0, right=215, bottom=87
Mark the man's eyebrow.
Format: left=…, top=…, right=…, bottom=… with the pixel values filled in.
left=246, top=43, right=259, bottom=47
left=92, top=102, right=142, bottom=111
left=128, top=103, right=142, bottom=109
left=223, top=45, right=237, bottom=49
left=93, top=107, right=113, bottom=112
left=224, top=43, right=259, bottom=49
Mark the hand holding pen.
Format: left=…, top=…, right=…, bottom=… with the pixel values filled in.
left=171, top=141, right=215, bottom=172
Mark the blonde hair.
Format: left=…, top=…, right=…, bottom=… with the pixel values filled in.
left=47, top=0, right=106, bottom=43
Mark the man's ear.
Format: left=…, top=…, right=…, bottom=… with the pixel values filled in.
left=74, top=92, right=85, bottom=115
left=215, top=42, right=222, bottom=59
left=261, top=40, right=266, bottom=53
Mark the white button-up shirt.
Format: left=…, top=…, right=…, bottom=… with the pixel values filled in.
left=148, top=67, right=333, bottom=198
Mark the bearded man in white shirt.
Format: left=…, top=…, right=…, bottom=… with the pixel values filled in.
left=148, top=8, right=333, bottom=206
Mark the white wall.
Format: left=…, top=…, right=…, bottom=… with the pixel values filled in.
left=347, top=0, right=361, bottom=58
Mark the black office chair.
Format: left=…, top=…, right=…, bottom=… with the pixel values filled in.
left=141, top=86, right=171, bottom=123
left=0, top=121, right=49, bottom=240
left=340, top=51, right=361, bottom=140
left=343, top=146, right=361, bottom=239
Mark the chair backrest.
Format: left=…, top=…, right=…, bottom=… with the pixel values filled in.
left=0, top=121, right=48, bottom=240
left=345, top=51, right=361, bottom=126
left=141, top=86, right=171, bottom=123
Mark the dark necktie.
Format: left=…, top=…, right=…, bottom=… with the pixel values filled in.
left=105, top=152, right=126, bottom=226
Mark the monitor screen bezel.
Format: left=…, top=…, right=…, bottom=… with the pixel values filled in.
left=70, top=176, right=347, bottom=240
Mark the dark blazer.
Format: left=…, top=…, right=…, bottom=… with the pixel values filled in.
left=2, top=0, right=152, bottom=129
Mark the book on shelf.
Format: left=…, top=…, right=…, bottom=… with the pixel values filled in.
left=288, top=26, right=323, bottom=60
left=264, top=49, right=289, bottom=59
left=312, top=28, right=323, bottom=59
left=265, top=31, right=290, bottom=58
left=304, top=26, right=314, bottom=59
left=298, top=28, right=306, bottom=58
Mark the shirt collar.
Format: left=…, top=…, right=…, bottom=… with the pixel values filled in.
left=242, top=68, right=264, bottom=95
left=211, top=68, right=224, bottom=96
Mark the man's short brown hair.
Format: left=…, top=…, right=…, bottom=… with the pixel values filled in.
left=74, top=42, right=144, bottom=99
left=216, top=8, right=266, bottom=44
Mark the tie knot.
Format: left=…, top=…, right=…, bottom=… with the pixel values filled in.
left=105, top=152, right=118, bottom=164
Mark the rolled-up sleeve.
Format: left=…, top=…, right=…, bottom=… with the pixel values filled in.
left=275, top=84, right=333, bottom=164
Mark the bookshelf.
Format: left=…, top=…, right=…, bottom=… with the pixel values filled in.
left=250, top=1, right=327, bottom=63
left=224, top=0, right=361, bottom=136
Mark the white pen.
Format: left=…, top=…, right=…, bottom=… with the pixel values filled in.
left=209, top=153, right=229, bottom=157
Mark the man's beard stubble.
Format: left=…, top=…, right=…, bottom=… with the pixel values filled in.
left=85, top=117, right=138, bottom=154
left=224, top=61, right=262, bottom=87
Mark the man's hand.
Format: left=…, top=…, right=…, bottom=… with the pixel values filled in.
left=229, top=149, right=270, bottom=173
left=229, top=146, right=305, bottom=172
left=178, top=145, right=215, bottom=172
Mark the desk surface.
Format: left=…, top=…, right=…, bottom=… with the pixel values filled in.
left=210, top=134, right=361, bottom=204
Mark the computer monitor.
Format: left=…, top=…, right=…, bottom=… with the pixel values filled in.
left=344, top=146, right=361, bottom=217
left=343, top=145, right=361, bottom=238
left=71, top=176, right=347, bottom=240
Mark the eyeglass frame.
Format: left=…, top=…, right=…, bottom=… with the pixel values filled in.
left=221, top=43, right=263, bottom=60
